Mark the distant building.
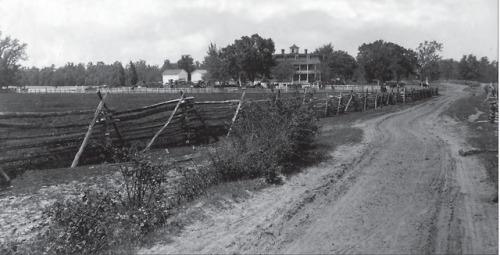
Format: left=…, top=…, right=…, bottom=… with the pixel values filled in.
left=191, top=69, right=208, bottom=83
left=273, top=44, right=322, bottom=84
left=162, top=69, right=188, bottom=84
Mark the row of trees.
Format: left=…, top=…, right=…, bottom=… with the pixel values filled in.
left=18, top=61, right=159, bottom=87
left=0, top=30, right=497, bottom=87
left=203, top=36, right=497, bottom=85
left=17, top=57, right=204, bottom=87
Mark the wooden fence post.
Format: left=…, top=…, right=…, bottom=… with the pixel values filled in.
left=227, top=91, right=246, bottom=136
left=344, top=92, right=353, bottom=112
left=97, top=91, right=124, bottom=146
left=403, top=87, right=406, bottom=103
left=71, top=92, right=109, bottom=168
left=337, top=92, right=342, bottom=115
left=0, top=167, right=10, bottom=183
left=303, top=87, right=307, bottom=104
left=364, top=89, right=368, bottom=110
left=325, top=93, right=329, bottom=117
left=143, top=91, right=186, bottom=152
left=375, top=91, right=378, bottom=109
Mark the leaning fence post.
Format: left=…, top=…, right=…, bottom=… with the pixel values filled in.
left=227, top=91, right=246, bottom=136
left=0, top=167, right=10, bottom=183
left=345, top=92, right=353, bottom=112
left=143, top=91, right=186, bottom=152
left=71, top=92, right=109, bottom=168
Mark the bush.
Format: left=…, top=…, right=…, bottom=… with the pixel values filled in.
left=42, top=190, right=123, bottom=254
left=210, top=97, right=320, bottom=183
left=27, top=149, right=173, bottom=254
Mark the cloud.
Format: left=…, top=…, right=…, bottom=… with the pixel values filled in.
left=0, top=0, right=497, bottom=67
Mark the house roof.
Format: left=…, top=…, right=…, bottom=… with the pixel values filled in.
left=192, top=69, right=208, bottom=74
left=162, top=69, right=186, bottom=75
left=290, top=44, right=299, bottom=49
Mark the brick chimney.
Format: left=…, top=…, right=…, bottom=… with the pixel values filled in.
left=305, top=49, right=308, bottom=54
left=281, top=49, right=285, bottom=54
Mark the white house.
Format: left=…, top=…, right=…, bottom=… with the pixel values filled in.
left=162, top=69, right=188, bottom=84
left=191, top=69, right=208, bottom=83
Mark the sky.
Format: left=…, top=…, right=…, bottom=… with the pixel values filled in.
left=0, top=0, right=498, bottom=68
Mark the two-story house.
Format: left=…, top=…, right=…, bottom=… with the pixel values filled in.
left=273, top=44, right=322, bottom=85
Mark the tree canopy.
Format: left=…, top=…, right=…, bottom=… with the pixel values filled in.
left=203, top=43, right=228, bottom=83
left=220, top=34, right=276, bottom=84
left=271, top=61, right=295, bottom=82
left=416, top=40, right=443, bottom=81
left=357, top=40, right=417, bottom=83
left=0, top=31, right=27, bottom=87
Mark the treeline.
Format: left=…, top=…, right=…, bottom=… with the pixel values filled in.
left=1, top=30, right=498, bottom=87
left=440, top=55, right=498, bottom=83
left=202, top=37, right=498, bottom=85
left=18, top=60, right=169, bottom=87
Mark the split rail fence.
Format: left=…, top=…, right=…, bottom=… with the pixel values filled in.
left=0, top=87, right=438, bottom=182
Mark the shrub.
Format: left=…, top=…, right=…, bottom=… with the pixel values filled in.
left=42, top=190, right=122, bottom=254
left=210, top=97, right=320, bottom=183
left=30, top=149, right=173, bottom=254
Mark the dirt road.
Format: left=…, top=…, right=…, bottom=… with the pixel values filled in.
left=140, top=83, right=498, bottom=254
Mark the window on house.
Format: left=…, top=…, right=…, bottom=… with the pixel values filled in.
left=295, top=55, right=299, bottom=60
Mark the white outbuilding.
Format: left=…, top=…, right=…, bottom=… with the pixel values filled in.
left=162, top=69, right=188, bottom=84
left=191, top=69, right=208, bottom=83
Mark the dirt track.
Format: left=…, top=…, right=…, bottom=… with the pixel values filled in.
left=140, top=83, right=498, bottom=254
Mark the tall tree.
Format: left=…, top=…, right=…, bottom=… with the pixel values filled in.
left=271, top=61, right=295, bottom=82
left=177, top=55, right=196, bottom=81
left=357, top=40, right=417, bottom=83
left=203, top=42, right=228, bottom=83
left=129, top=61, right=138, bottom=86
left=221, top=34, right=275, bottom=84
left=439, top=59, right=459, bottom=80
left=416, top=40, right=443, bottom=81
left=0, top=31, right=27, bottom=87
left=329, top=50, right=358, bottom=82
left=458, top=54, right=480, bottom=81
left=114, top=61, right=126, bottom=87
left=314, top=43, right=335, bottom=82
left=390, top=44, right=418, bottom=83
left=160, top=59, right=178, bottom=72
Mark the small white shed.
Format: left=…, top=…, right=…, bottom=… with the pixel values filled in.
left=162, top=69, right=188, bottom=84
left=191, top=69, right=208, bottom=83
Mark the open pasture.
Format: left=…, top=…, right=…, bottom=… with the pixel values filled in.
left=0, top=92, right=274, bottom=112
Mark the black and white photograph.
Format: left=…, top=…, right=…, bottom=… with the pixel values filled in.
left=0, top=0, right=498, bottom=254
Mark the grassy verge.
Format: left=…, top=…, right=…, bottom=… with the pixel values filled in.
left=441, top=85, right=498, bottom=188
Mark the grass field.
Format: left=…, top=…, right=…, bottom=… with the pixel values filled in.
left=0, top=89, right=361, bottom=112
left=0, top=92, right=275, bottom=112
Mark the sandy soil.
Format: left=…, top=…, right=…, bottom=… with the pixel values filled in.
left=139, top=83, right=498, bottom=254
